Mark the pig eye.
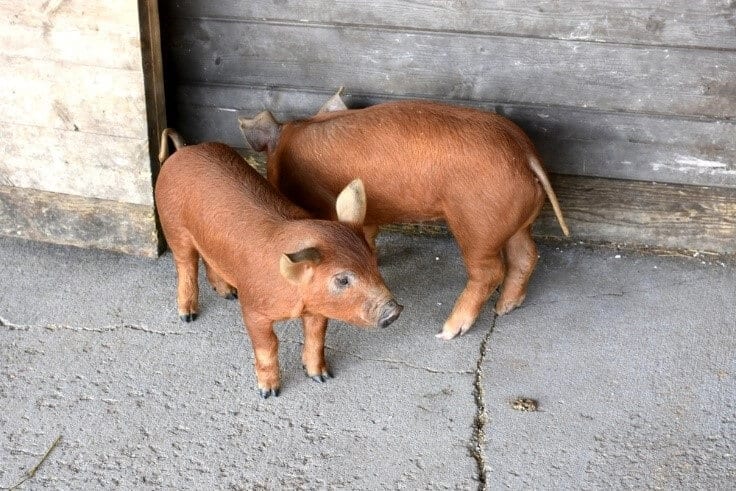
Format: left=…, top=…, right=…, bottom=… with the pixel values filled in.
left=333, top=273, right=352, bottom=289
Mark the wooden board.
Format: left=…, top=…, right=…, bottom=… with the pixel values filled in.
left=165, top=18, right=736, bottom=119
left=0, top=185, right=159, bottom=257
left=0, top=0, right=142, bottom=69
left=0, top=124, right=154, bottom=206
left=162, top=0, right=736, bottom=49
left=171, top=86, right=736, bottom=189
left=1, top=55, right=146, bottom=138
left=0, top=1, right=164, bottom=255
left=533, top=175, right=736, bottom=255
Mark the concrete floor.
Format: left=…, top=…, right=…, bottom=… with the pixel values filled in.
left=1, top=233, right=734, bottom=489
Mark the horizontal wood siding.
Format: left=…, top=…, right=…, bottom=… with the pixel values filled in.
left=1, top=1, right=163, bottom=255
left=533, top=175, right=736, bottom=254
left=160, top=1, right=736, bottom=253
left=166, top=19, right=735, bottom=119
left=0, top=185, right=160, bottom=257
left=164, top=0, right=736, bottom=49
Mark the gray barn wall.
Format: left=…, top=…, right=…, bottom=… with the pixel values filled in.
left=161, top=1, right=736, bottom=253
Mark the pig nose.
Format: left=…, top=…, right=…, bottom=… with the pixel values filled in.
left=377, top=299, right=403, bottom=328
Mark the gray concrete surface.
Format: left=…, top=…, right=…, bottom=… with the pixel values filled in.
left=0, top=233, right=733, bottom=489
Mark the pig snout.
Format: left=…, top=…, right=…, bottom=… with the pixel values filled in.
left=377, top=299, right=403, bottom=328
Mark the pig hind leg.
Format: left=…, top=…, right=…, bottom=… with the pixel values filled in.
left=437, top=242, right=505, bottom=340
left=171, top=243, right=200, bottom=322
left=204, top=260, right=237, bottom=300
left=496, top=227, right=538, bottom=315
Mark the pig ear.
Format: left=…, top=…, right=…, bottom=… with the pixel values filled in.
left=335, top=179, right=366, bottom=226
left=238, top=111, right=281, bottom=152
left=279, top=247, right=322, bottom=285
left=317, top=87, right=348, bottom=114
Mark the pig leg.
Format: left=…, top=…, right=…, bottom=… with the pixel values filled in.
left=496, top=227, right=538, bottom=315
left=242, top=309, right=280, bottom=398
left=301, top=314, right=332, bottom=382
left=203, top=260, right=237, bottom=300
left=172, top=246, right=200, bottom=322
left=437, top=249, right=505, bottom=340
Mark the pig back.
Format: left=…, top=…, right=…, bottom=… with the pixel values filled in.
left=157, top=142, right=305, bottom=225
left=271, top=101, right=541, bottom=225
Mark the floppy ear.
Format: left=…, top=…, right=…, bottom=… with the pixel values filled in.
left=317, top=87, right=348, bottom=114
left=335, top=179, right=366, bottom=226
left=238, top=111, right=281, bottom=152
left=279, top=247, right=322, bottom=285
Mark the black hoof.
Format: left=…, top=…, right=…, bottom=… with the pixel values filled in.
left=225, top=291, right=238, bottom=300
left=179, top=313, right=197, bottom=323
left=309, top=371, right=333, bottom=383
left=259, top=387, right=280, bottom=399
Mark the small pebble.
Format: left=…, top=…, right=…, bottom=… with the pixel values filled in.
left=511, top=398, right=538, bottom=412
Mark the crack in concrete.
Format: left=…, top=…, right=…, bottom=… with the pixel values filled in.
left=0, top=315, right=196, bottom=336
left=469, top=312, right=497, bottom=490
left=280, top=338, right=474, bottom=375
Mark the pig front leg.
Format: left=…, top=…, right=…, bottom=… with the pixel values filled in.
left=242, top=308, right=280, bottom=398
left=301, top=314, right=333, bottom=382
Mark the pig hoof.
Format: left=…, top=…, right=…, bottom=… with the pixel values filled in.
left=225, top=291, right=238, bottom=300
left=435, top=329, right=460, bottom=341
left=309, top=371, right=333, bottom=383
left=258, top=387, right=280, bottom=399
left=435, top=321, right=471, bottom=341
left=179, top=312, right=198, bottom=323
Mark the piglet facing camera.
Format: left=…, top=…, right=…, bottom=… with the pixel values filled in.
left=155, top=129, right=401, bottom=398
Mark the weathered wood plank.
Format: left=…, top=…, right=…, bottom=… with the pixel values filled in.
left=166, top=19, right=736, bottom=119
left=0, top=56, right=147, bottom=138
left=138, top=0, right=168, bottom=187
left=171, top=86, right=736, bottom=188
left=0, top=124, right=153, bottom=206
left=0, top=185, right=160, bottom=257
left=163, top=0, right=736, bottom=50
left=533, top=175, right=736, bottom=255
left=0, top=0, right=142, bottom=69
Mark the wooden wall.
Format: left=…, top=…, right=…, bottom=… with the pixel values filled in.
left=0, top=1, right=164, bottom=256
left=161, top=1, right=736, bottom=253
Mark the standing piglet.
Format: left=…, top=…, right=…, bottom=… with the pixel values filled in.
left=155, top=129, right=402, bottom=397
left=239, top=98, right=569, bottom=340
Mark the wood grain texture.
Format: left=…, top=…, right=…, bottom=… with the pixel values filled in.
left=0, top=124, right=153, bottom=206
left=166, top=18, right=736, bottom=119
left=533, top=175, right=736, bottom=254
left=0, top=185, right=160, bottom=257
left=172, top=86, right=736, bottom=188
left=0, top=0, right=142, bottom=69
left=1, top=56, right=147, bottom=138
left=162, top=0, right=736, bottom=49
left=138, top=0, right=167, bottom=186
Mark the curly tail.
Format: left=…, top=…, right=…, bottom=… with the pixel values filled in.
left=158, top=128, right=186, bottom=164
left=528, top=156, right=570, bottom=236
